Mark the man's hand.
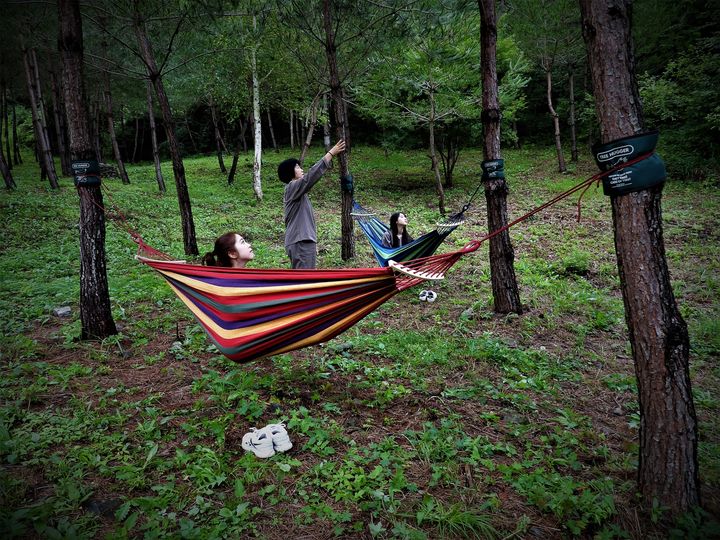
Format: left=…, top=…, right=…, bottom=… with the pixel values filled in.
left=329, top=139, right=346, bottom=157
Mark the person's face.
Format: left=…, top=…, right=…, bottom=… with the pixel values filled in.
left=397, top=213, right=408, bottom=226
left=293, top=163, right=303, bottom=179
left=230, top=234, right=254, bottom=265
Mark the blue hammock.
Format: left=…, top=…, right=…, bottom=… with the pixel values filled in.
left=352, top=201, right=465, bottom=267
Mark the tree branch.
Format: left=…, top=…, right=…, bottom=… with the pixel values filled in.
left=158, top=13, right=186, bottom=75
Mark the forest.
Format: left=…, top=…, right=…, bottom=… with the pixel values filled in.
left=0, top=0, right=718, bottom=538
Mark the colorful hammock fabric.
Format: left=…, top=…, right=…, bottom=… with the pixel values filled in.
left=136, top=241, right=441, bottom=363
left=352, top=201, right=465, bottom=266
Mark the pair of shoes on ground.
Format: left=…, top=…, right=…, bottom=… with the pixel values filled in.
left=419, top=290, right=437, bottom=302
left=241, top=423, right=292, bottom=458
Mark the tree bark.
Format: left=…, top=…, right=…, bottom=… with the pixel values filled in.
left=251, top=18, right=263, bottom=202
left=146, top=79, right=165, bottom=193
left=209, top=95, right=226, bottom=173
left=568, top=68, right=578, bottom=162
left=1, top=83, right=12, bottom=171
left=289, top=109, right=294, bottom=149
left=12, top=102, right=21, bottom=165
left=580, top=0, right=698, bottom=515
left=479, top=0, right=522, bottom=314
left=227, top=132, right=242, bottom=185
left=0, top=144, right=15, bottom=189
left=323, top=0, right=354, bottom=260
left=132, top=117, right=139, bottom=162
left=299, top=94, right=320, bottom=165
left=546, top=69, right=566, bottom=172
left=23, top=46, right=59, bottom=188
left=50, top=72, right=71, bottom=176
left=91, top=98, right=103, bottom=162
left=184, top=118, right=198, bottom=155
left=267, top=110, right=278, bottom=152
left=322, top=93, right=331, bottom=151
left=57, top=0, right=117, bottom=340
left=133, top=2, right=197, bottom=255
left=427, top=86, right=446, bottom=215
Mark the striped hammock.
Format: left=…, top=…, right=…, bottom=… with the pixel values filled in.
left=132, top=163, right=620, bottom=364
left=135, top=241, right=465, bottom=363
left=352, top=201, right=465, bottom=266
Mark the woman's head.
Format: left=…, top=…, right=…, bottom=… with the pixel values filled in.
left=202, top=232, right=254, bottom=268
left=389, top=212, right=410, bottom=247
left=390, top=212, right=408, bottom=230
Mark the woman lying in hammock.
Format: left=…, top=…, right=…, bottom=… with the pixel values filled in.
left=381, top=212, right=414, bottom=248
left=202, top=232, right=255, bottom=268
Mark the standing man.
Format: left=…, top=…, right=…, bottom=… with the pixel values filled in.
left=277, top=139, right=346, bottom=269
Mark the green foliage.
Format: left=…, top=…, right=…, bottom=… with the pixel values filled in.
left=639, top=37, right=720, bottom=176
left=512, top=470, right=616, bottom=534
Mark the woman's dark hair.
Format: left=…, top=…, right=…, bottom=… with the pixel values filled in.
left=389, top=212, right=411, bottom=248
left=278, top=158, right=301, bottom=183
left=202, top=232, right=239, bottom=267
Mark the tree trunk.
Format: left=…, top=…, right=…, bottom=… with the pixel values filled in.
left=546, top=69, right=566, bottom=172
left=580, top=0, right=698, bottom=515
left=2, top=83, right=12, bottom=171
left=23, top=46, right=59, bottom=188
left=209, top=95, right=227, bottom=173
left=568, top=69, right=578, bottom=162
left=323, top=0, right=354, bottom=260
left=289, top=109, right=294, bottom=150
left=0, top=145, right=15, bottom=189
left=267, top=110, right=278, bottom=152
left=427, top=87, right=446, bottom=215
left=479, top=0, right=522, bottom=314
left=299, top=94, right=320, bottom=165
left=251, top=19, right=263, bottom=202
left=184, top=118, right=198, bottom=155
left=50, top=72, right=71, bottom=176
left=92, top=98, right=103, bottom=162
left=57, top=0, right=117, bottom=340
left=322, top=93, right=331, bottom=152
left=133, top=3, right=197, bottom=255
left=102, top=53, right=130, bottom=184
left=146, top=79, right=165, bottom=193
left=12, top=102, right=21, bottom=165
left=239, top=115, right=248, bottom=152
left=132, top=117, right=139, bottom=162
left=227, top=132, right=242, bottom=185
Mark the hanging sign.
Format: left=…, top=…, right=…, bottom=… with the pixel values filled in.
left=71, top=160, right=101, bottom=187
left=592, top=131, right=666, bottom=196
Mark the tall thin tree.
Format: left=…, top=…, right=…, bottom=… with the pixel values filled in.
left=100, top=32, right=130, bottom=184
left=580, top=0, right=698, bottom=514
left=22, top=45, right=59, bottom=188
left=323, top=0, right=354, bottom=260
left=146, top=79, right=165, bottom=193
left=57, top=0, right=117, bottom=339
left=132, top=3, right=197, bottom=255
left=478, top=0, right=522, bottom=314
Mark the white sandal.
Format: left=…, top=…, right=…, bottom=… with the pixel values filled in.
left=261, top=423, right=293, bottom=453
left=241, top=428, right=275, bottom=458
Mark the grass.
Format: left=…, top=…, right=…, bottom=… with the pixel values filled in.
left=0, top=144, right=718, bottom=538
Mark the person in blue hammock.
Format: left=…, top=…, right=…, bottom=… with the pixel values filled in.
left=381, top=212, right=414, bottom=249
left=278, top=139, right=346, bottom=269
